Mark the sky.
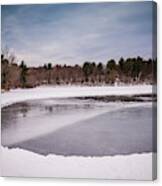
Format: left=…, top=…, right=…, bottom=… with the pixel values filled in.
left=1, top=2, right=155, bottom=67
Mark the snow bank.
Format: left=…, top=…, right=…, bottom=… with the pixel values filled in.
left=1, top=147, right=155, bottom=180
left=1, top=85, right=153, bottom=107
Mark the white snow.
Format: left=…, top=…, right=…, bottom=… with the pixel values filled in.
left=1, top=85, right=156, bottom=180
left=1, top=147, right=155, bottom=180
left=1, top=84, right=153, bottom=107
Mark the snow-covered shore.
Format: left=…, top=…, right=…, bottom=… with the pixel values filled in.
left=1, top=84, right=153, bottom=107
left=1, top=85, right=156, bottom=180
left=1, top=147, right=155, bottom=180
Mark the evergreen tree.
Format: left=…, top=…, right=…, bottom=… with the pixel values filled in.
left=83, top=62, right=93, bottom=82
left=20, top=61, right=27, bottom=88
left=47, top=63, right=52, bottom=83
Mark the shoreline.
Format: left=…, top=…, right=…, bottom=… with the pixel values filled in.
left=76, top=94, right=156, bottom=102
left=1, top=84, right=154, bottom=108
left=1, top=146, right=155, bottom=180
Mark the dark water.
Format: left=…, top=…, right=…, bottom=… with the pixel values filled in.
left=1, top=98, right=156, bottom=156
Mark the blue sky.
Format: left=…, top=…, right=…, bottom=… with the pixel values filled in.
left=1, top=2, right=155, bottom=66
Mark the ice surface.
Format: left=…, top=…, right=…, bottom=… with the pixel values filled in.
left=2, top=103, right=154, bottom=156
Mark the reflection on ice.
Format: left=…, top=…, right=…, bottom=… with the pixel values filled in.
left=2, top=98, right=122, bottom=146
left=2, top=98, right=155, bottom=156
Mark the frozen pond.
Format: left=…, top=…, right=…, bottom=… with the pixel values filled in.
left=1, top=98, right=156, bottom=156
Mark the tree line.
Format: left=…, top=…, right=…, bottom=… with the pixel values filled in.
left=1, top=54, right=157, bottom=90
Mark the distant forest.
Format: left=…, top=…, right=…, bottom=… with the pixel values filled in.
left=1, top=52, right=157, bottom=90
